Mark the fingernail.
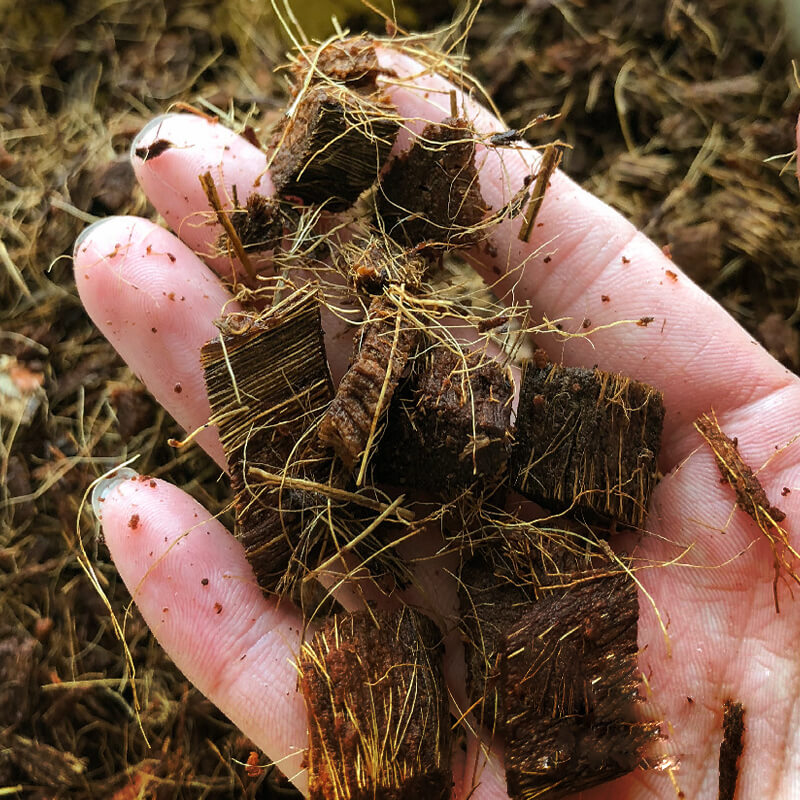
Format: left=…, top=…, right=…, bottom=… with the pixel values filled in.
left=130, top=113, right=180, bottom=163
left=73, top=216, right=121, bottom=257
left=91, top=467, right=139, bottom=520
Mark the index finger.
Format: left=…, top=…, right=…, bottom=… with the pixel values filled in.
left=376, top=48, right=798, bottom=467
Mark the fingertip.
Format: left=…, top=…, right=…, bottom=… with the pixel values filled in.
left=98, top=476, right=309, bottom=789
left=129, top=112, right=274, bottom=265
left=73, top=215, right=231, bottom=469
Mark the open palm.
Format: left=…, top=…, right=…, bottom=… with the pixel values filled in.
left=74, top=47, right=800, bottom=799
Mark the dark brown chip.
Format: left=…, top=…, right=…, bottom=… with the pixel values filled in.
left=298, top=608, right=452, bottom=800
left=374, top=346, right=512, bottom=491
left=318, top=296, right=420, bottom=470
left=719, top=700, right=745, bottom=800
left=512, top=363, right=664, bottom=528
left=226, top=192, right=288, bottom=253
left=500, top=570, right=658, bottom=799
left=377, top=117, right=487, bottom=249
left=289, top=36, right=383, bottom=92
left=459, top=543, right=602, bottom=732
left=270, top=84, right=398, bottom=211
left=458, top=556, right=531, bottom=732
left=201, top=287, right=334, bottom=594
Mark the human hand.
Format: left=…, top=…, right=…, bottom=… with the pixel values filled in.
left=73, top=44, right=800, bottom=799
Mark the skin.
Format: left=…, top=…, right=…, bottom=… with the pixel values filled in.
left=73, top=47, right=800, bottom=799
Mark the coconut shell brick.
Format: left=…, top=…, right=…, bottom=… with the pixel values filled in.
left=500, top=571, right=659, bottom=800
left=298, top=608, right=452, bottom=800
left=378, top=117, right=487, bottom=249
left=270, top=84, right=398, bottom=211
left=318, top=296, right=420, bottom=470
left=201, top=288, right=333, bottom=594
left=375, top=347, right=512, bottom=492
left=512, top=363, right=664, bottom=528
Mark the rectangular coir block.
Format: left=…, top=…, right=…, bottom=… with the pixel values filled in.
left=271, top=84, right=398, bottom=211
left=298, top=608, right=452, bottom=800
left=374, top=347, right=512, bottom=492
left=512, top=363, right=664, bottom=528
left=201, top=287, right=334, bottom=594
left=377, top=117, right=487, bottom=249
left=500, top=570, right=659, bottom=799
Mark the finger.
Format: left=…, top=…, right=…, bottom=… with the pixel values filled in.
left=130, top=113, right=273, bottom=276
left=94, top=470, right=309, bottom=793
left=129, top=113, right=357, bottom=377
left=74, top=216, right=237, bottom=468
left=376, top=48, right=799, bottom=467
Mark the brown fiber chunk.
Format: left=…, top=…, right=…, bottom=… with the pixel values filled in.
left=458, top=556, right=530, bottom=732
left=500, top=571, right=658, bottom=799
left=270, top=85, right=398, bottom=211
left=695, top=412, right=785, bottom=526
left=694, top=411, right=796, bottom=611
left=374, top=347, right=512, bottom=491
left=227, top=192, right=287, bottom=253
left=719, top=700, right=745, bottom=800
left=318, top=296, right=419, bottom=469
left=290, top=36, right=383, bottom=92
left=378, top=117, right=487, bottom=249
left=201, top=288, right=333, bottom=594
left=512, top=363, right=664, bottom=528
left=298, top=608, right=452, bottom=800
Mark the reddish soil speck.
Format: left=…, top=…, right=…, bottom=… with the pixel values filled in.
left=201, top=578, right=209, bottom=586
left=582, top=318, right=591, bottom=329
left=666, top=269, right=678, bottom=282
left=245, top=751, right=262, bottom=778
left=149, top=480, right=157, bottom=488
left=214, top=602, right=223, bottom=614
left=782, top=487, right=791, bottom=496
left=661, top=244, right=673, bottom=259
left=151, top=327, right=157, bottom=333
left=543, top=255, right=552, bottom=263
left=173, top=383, right=182, bottom=394
left=167, top=292, right=175, bottom=301
left=128, top=513, right=140, bottom=530
left=622, top=255, right=630, bottom=264
left=601, top=295, right=610, bottom=303
left=637, top=316, right=655, bottom=327
left=167, top=252, right=176, bottom=263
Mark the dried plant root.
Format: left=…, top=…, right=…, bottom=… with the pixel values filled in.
left=694, top=411, right=798, bottom=611
left=374, top=345, right=513, bottom=492
left=201, top=287, right=334, bottom=594
left=338, top=235, right=428, bottom=294
left=500, top=567, right=659, bottom=799
left=298, top=608, right=452, bottom=800
left=512, top=363, right=664, bottom=528
left=377, top=116, right=487, bottom=249
left=318, top=295, right=420, bottom=470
